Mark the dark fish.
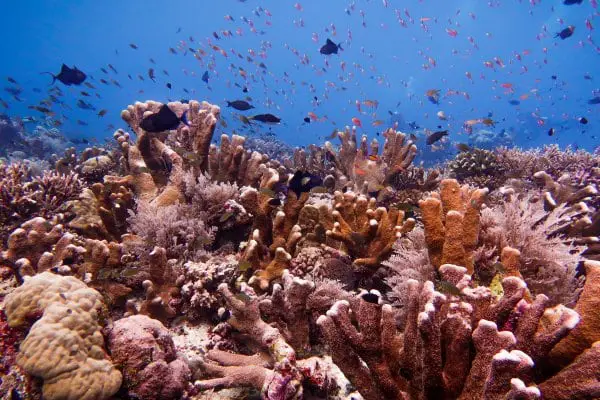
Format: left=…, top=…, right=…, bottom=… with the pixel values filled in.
left=588, top=96, right=600, bottom=105
left=169, top=47, right=177, bottom=54
left=140, top=104, right=188, bottom=132
left=456, top=143, right=473, bottom=152
left=77, top=120, right=88, bottom=126
left=148, top=68, right=155, bottom=82
left=4, top=86, right=22, bottom=96
left=555, top=25, right=575, bottom=39
left=84, top=82, right=96, bottom=89
left=361, top=292, right=379, bottom=304
left=70, top=138, right=90, bottom=144
left=435, top=280, right=462, bottom=296
left=250, top=113, right=281, bottom=123
left=149, top=58, right=156, bottom=64
left=129, top=43, right=138, bottom=49
left=563, top=0, right=583, bottom=4
left=100, top=78, right=109, bottom=85
left=27, top=105, right=53, bottom=114
left=163, top=69, right=170, bottom=76
left=226, top=100, right=254, bottom=111
left=548, top=128, right=556, bottom=136
left=551, top=75, right=558, bottom=80
left=97, top=109, right=108, bottom=117
left=101, top=67, right=108, bottom=74
left=7, top=77, right=17, bottom=84
left=76, top=99, right=96, bottom=110
left=288, top=170, right=323, bottom=197
left=110, top=79, right=122, bottom=88
left=426, top=130, right=448, bottom=145
left=320, top=38, right=343, bottom=55
left=508, top=100, right=520, bottom=106
left=166, top=83, right=172, bottom=89
left=80, top=91, right=90, bottom=97
left=42, top=64, right=86, bottom=85
left=202, top=71, right=209, bottom=83
left=303, top=117, right=310, bottom=123
left=108, top=64, right=118, bottom=73
left=242, top=86, right=248, bottom=93
left=579, top=117, right=588, bottom=124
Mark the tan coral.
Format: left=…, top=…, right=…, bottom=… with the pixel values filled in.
left=110, top=100, right=220, bottom=207
left=549, top=260, right=600, bottom=368
left=3, top=272, right=122, bottom=400
left=419, top=179, right=488, bottom=273
left=326, top=190, right=415, bottom=273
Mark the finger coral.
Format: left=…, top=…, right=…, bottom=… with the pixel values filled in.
left=2, top=272, right=122, bottom=400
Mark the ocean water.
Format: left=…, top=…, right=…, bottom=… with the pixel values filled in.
left=1, top=0, right=598, bottom=157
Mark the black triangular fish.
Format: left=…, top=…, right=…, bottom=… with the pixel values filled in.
left=140, top=104, right=188, bottom=132
left=202, top=71, right=209, bottom=83
left=320, top=39, right=343, bottom=55
left=42, top=64, right=87, bottom=86
left=288, top=170, right=322, bottom=198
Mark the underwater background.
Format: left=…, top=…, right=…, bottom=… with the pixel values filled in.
left=1, top=0, right=599, bottom=157
left=2, top=2, right=600, bottom=400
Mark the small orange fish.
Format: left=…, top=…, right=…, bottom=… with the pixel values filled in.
left=355, top=168, right=367, bottom=176
left=420, top=17, right=431, bottom=22
left=481, top=118, right=495, bottom=126
left=352, top=117, right=362, bottom=127
left=519, top=93, right=529, bottom=100
left=368, top=155, right=379, bottom=161
left=464, top=119, right=479, bottom=126
left=308, top=111, right=318, bottom=121
left=372, top=120, right=384, bottom=126
left=501, top=83, right=513, bottom=89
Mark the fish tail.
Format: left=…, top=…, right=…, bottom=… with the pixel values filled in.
left=40, top=72, right=56, bottom=85
left=338, top=43, right=344, bottom=51
left=181, top=110, right=190, bottom=126
left=226, top=101, right=231, bottom=107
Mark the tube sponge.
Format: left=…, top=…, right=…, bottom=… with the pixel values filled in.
left=3, top=272, right=122, bottom=400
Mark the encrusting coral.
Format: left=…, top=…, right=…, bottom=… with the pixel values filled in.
left=2, top=272, right=122, bottom=400
left=108, top=314, right=191, bottom=400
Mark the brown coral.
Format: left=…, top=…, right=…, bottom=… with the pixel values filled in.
left=419, top=178, right=488, bottom=274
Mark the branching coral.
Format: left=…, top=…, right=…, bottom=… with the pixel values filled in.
left=447, top=148, right=506, bottom=189
left=317, top=266, right=585, bottom=400
left=2, top=272, right=122, bottom=400
left=0, top=163, right=82, bottom=242
left=111, top=100, right=220, bottom=207
left=419, top=178, right=488, bottom=274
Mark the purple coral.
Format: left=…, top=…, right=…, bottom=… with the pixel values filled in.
left=108, top=315, right=191, bottom=400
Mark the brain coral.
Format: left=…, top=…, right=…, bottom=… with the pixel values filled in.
left=3, top=272, right=122, bottom=400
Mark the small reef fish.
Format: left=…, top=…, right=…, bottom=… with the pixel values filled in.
left=288, top=170, right=323, bottom=197
left=555, top=26, right=575, bottom=39
left=250, top=113, right=281, bottom=123
left=226, top=100, right=254, bottom=111
left=426, top=130, right=448, bottom=145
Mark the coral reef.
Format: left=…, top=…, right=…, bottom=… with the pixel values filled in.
left=2, top=98, right=600, bottom=400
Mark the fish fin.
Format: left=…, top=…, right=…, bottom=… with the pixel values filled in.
left=181, top=110, right=190, bottom=126
left=40, top=72, right=57, bottom=85
left=326, top=39, right=334, bottom=45
left=226, top=101, right=231, bottom=107
left=338, top=43, right=344, bottom=51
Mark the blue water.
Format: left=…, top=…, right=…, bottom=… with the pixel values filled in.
left=1, top=0, right=599, bottom=155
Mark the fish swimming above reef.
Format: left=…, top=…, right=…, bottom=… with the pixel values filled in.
left=202, top=71, right=209, bottom=83
left=588, top=96, right=600, bottom=105
left=320, top=39, right=343, bottom=55
left=426, top=130, right=448, bottom=145
left=42, top=64, right=87, bottom=85
left=426, top=89, right=440, bottom=104
left=250, top=113, right=281, bottom=124
left=140, top=104, right=189, bottom=132
left=563, top=0, right=583, bottom=4
left=288, top=170, right=323, bottom=197
left=226, top=100, right=254, bottom=111
left=555, top=26, right=575, bottom=39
